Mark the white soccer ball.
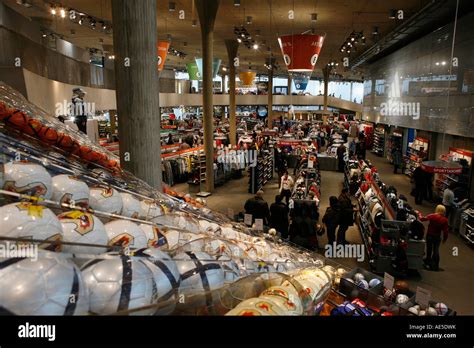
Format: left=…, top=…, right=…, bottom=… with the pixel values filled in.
left=353, top=272, right=365, bottom=283
left=89, top=186, right=123, bottom=214
left=152, top=213, right=201, bottom=234
left=133, top=248, right=180, bottom=315
left=408, top=306, right=419, bottom=315
left=120, top=193, right=141, bottom=218
left=199, top=219, right=220, bottom=233
left=105, top=220, right=148, bottom=250
left=58, top=211, right=108, bottom=254
left=215, top=255, right=241, bottom=284
left=260, top=284, right=304, bottom=315
left=229, top=297, right=288, bottom=316
left=0, top=202, right=63, bottom=251
left=0, top=251, right=89, bottom=315
left=139, top=224, right=168, bottom=249
left=81, top=255, right=155, bottom=315
left=51, top=175, right=89, bottom=208
left=426, top=306, right=438, bottom=316
left=395, top=294, right=410, bottom=305
left=139, top=200, right=164, bottom=220
left=164, top=230, right=206, bottom=251
left=174, top=251, right=224, bottom=307
left=2, top=161, right=52, bottom=199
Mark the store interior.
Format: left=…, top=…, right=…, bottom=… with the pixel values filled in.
left=0, top=0, right=473, bottom=318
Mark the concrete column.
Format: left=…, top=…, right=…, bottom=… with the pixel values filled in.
left=267, top=68, right=274, bottom=127
left=322, top=66, right=330, bottom=124
left=111, top=0, right=162, bottom=189
left=196, top=0, right=220, bottom=192
left=222, top=73, right=227, bottom=93
left=287, top=75, right=292, bottom=95
left=225, top=39, right=238, bottom=146
left=349, top=82, right=353, bottom=102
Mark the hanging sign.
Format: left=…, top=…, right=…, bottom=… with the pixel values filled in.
left=157, top=41, right=170, bottom=71
left=239, top=71, right=257, bottom=86
left=186, top=62, right=201, bottom=80
left=195, top=57, right=222, bottom=79
left=293, top=76, right=309, bottom=90
left=421, top=160, right=463, bottom=174
left=277, top=34, right=324, bottom=72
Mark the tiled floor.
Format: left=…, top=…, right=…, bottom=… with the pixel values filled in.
left=173, top=151, right=474, bottom=314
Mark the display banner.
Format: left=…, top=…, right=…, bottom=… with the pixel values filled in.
left=239, top=71, right=257, bottom=86
left=277, top=34, right=324, bottom=72
left=186, top=62, right=201, bottom=80
left=157, top=41, right=170, bottom=71
left=293, top=76, right=309, bottom=90
left=195, top=58, right=222, bottom=79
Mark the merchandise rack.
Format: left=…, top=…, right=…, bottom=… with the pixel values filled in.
left=435, top=147, right=472, bottom=197
left=404, top=137, right=429, bottom=177
left=372, top=126, right=385, bottom=157
left=248, top=149, right=274, bottom=194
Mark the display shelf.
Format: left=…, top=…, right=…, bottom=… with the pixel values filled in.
left=248, top=149, right=273, bottom=194
left=404, top=137, right=429, bottom=177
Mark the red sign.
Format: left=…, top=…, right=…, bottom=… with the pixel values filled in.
left=277, top=34, right=324, bottom=72
left=157, top=41, right=170, bottom=71
left=421, top=161, right=463, bottom=174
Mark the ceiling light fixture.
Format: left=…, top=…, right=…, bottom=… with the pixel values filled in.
left=50, top=6, right=57, bottom=15
left=78, top=16, right=85, bottom=25
left=234, top=0, right=240, bottom=6
left=237, top=38, right=242, bottom=43
left=246, top=16, right=252, bottom=25
left=253, top=43, right=259, bottom=50
left=192, top=19, right=197, bottom=27
left=60, top=8, right=66, bottom=18
left=168, top=1, right=176, bottom=11
left=373, top=26, right=379, bottom=35
left=389, top=9, right=397, bottom=19
left=311, top=13, right=318, bottom=22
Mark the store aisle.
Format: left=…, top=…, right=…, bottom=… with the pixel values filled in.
left=367, top=151, right=474, bottom=314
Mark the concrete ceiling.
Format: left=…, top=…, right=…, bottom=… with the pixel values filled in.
left=4, top=0, right=430, bottom=79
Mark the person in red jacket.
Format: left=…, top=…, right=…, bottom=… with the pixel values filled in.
left=420, top=205, right=449, bottom=271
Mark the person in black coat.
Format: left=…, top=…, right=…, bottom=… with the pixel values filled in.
left=289, top=201, right=313, bottom=249
left=322, top=196, right=340, bottom=245
left=337, top=144, right=347, bottom=172
left=244, top=190, right=270, bottom=225
left=337, top=188, right=355, bottom=244
left=269, top=195, right=290, bottom=239
left=413, top=166, right=426, bottom=205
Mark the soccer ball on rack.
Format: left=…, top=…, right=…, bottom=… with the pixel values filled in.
left=120, top=192, right=141, bottom=218
left=139, top=200, right=164, bottom=220
left=0, top=251, right=89, bottom=315
left=0, top=202, right=63, bottom=251
left=226, top=297, right=288, bottom=316
left=139, top=223, right=168, bottom=248
left=52, top=175, right=89, bottom=208
left=133, top=248, right=181, bottom=315
left=215, top=255, right=241, bottom=284
left=81, top=254, right=156, bottom=315
left=174, top=251, right=224, bottom=307
left=105, top=220, right=148, bottom=250
left=89, top=186, right=123, bottom=214
left=2, top=161, right=53, bottom=199
left=58, top=211, right=108, bottom=254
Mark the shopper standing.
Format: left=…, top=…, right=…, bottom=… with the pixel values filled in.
left=244, top=190, right=270, bottom=225
left=442, top=183, right=455, bottom=228
left=391, top=145, right=403, bottom=174
left=322, top=196, right=340, bottom=245
left=279, top=171, right=294, bottom=204
left=337, top=144, right=347, bottom=172
left=413, top=165, right=426, bottom=205
left=337, top=188, right=354, bottom=244
left=71, top=87, right=88, bottom=134
left=420, top=205, right=449, bottom=271
left=269, top=195, right=290, bottom=239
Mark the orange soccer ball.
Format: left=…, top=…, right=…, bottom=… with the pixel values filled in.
left=38, top=126, right=59, bottom=145
left=24, top=118, right=44, bottom=137
left=57, top=133, right=74, bottom=151
left=2, top=109, right=29, bottom=130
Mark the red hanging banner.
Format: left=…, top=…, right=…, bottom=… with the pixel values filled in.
left=277, top=34, right=324, bottom=72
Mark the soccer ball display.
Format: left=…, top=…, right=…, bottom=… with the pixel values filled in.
left=2, top=161, right=53, bottom=199
left=120, top=192, right=141, bottom=218
left=0, top=251, right=89, bottom=315
left=58, top=211, right=108, bottom=254
left=133, top=248, right=181, bottom=315
left=215, top=255, right=241, bottom=284
left=139, top=224, right=168, bottom=248
left=52, top=174, right=89, bottom=207
left=81, top=255, right=156, bottom=315
left=226, top=297, right=287, bottom=316
left=139, top=200, right=164, bottom=220
left=0, top=202, right=63, bottom=251
left=89, top=186, right=123, bottom=214
left=174, top=251, right=224, bottom=307
left=105, top=220, right=147, bottom=250
left=260, top=284, right=304, bottom=315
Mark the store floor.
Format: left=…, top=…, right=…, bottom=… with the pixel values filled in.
left=173, top=153, right=474, bottom=314
left=366, top=151, right=474, bottom=314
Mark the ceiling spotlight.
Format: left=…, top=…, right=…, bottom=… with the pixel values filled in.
left=59, top=8, right=66, bottom=18
left=441, top=61, right=446, bottom=65
left=50, top=6, right=57, bottom=15
left=222, top=67, right=227, bottom=71
left=246, top=16, right=252, bottom=25
left=90, top=18, right=96, bottom=29
left=78, top=16, right=85, bottom=25
left=234, top=0, right=240, bottom=6
left=373, top=26, right=379, bottom=35
left=237, top=38, right=242, bottom=43
left=100, top=21, right=106, bottom=30
left=311, top=13, right=318, bottom=22
left=41, top=32, right=47, bottom=38
left=350, top=37, right=355, bottom=42
left=168, top=1, right=176, bottom=11
left=253, top=43, right=259, bottom=50
left=192, top=19, right=197, bottom=27
left=389, top=9, right=397, bottom=19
